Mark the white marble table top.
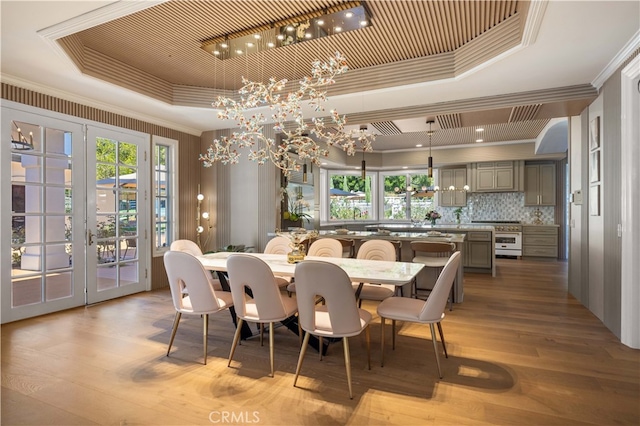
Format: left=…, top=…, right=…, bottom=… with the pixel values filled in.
left=197, top=252, right=424, bottom=286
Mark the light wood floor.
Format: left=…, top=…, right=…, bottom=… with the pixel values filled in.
left=2, top=258, right=639, bottom=425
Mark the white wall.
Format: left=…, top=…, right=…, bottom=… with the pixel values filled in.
left=568, top=116, right=583, bottom=301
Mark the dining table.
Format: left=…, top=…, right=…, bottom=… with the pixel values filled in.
left=196, top=251, right=425, bottom=350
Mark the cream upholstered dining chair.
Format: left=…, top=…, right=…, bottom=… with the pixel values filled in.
left=226, top=254, right=299, bottom=377
left=264, top=236, right=294, bottom=289
left=410, top=241, right=457, bottom=310
left=377, top=251, right=461, bottom=379
left=293, top=260, right=372, bottom=399
left=352, top=239, right=397, bottom=308
left=170, top=239, right=223, bottom=292
left=286, top=238, right=343, bottom=296
left=163, top=251, right=234, bottom=365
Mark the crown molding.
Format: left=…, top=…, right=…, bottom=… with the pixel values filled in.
left=592, top=29, right=640, bottom=90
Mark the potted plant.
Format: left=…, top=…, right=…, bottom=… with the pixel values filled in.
left=453, top=207, right=464, bottom=225
left=425, top=210, right=442, bottom=226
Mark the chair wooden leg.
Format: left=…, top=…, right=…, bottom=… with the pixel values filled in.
left=380, top=317, right=386, bottom=367
left=436, top=322, right=448, bottom=358
left=430, top=323, right=443, bottom=379
left=228, top=318, right=243, bottom=367
left=365, top=326, right=371, bottom=370
left=269, top=322, right=275, bottom=377
left=203, top=314, right=209, bottom=365
left=167, top=312, right=182, bottom=357
left=343, top=337, right=353, bottom=399
left=392, top=319, right=396, bottom=350
left=293, top=332, right=311, bottom=388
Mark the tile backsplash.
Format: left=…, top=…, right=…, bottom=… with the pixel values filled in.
left=439, top=192, right=555, bottom=224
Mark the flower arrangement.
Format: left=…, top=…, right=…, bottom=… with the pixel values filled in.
left=281, top=188, right=312, bottom=223
left=425, top=209, right=442, bottom=225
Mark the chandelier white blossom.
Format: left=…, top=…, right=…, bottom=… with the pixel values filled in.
left=199, top=52, right=374, bottom=176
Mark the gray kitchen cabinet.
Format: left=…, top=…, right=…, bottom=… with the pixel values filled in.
left=524, top=163, right=556, bottom=206
left=465, top=231, right=492, bottom=268
left=473, top=161, right=515, bottom=191
left=522, top=225, right=558, bottom=258
left=438, top=167, right=467, bottom=207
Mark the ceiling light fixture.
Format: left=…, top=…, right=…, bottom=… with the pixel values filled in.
left=426, top=119, right=435, bottom=178
left=201, top=1, right=371, bottom=60
left=200, top=52, right=375, bottom=177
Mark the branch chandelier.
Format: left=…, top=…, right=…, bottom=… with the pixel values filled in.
left=199, top=2, right=375, bottom=177
left=200, top=51, right=375, bottom=177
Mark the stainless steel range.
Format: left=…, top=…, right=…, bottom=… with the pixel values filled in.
left=472, top=221, right=522, bottom=258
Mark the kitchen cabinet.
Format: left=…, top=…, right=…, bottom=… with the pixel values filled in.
left=522, top=225, right=558, bottom=258
left=438, top=167, right=467, bottom=207
left=464, top=231, right=492, bottom=268
left=473, top=161, right=516, bottom=191
left=524, top=163, right=556, bottom=206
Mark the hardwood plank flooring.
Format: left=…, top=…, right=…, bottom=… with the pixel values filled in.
left=2, top=258, right=639, bottom=425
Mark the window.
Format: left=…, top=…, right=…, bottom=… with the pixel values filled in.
left=152, top=137, right=178, bottom=253
left=323, top=169, right=434, bottom=223
left=327, top=171, right=374, bottom=221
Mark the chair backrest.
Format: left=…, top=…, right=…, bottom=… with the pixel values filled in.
left=163, top=251, right=223, bottom=313
left=307, top=238, right=343, bottom=257
left=264, top=236, right=292, bottom=255
left=226, top=254, right=289, bottom=321
left=336, top=238, right=356, bottom=258
left=419, top=251, right=461, bottom=321
left=357, top=239, right=396, bottom=261
left=170, top=239, right=203, bottom=256
left=295, top=260, right=364, bottom=336
left=410, top=241, right=455, bottom=258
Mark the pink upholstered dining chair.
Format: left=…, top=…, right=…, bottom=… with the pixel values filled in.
left=377, top=251, right=461, bottom=379
left=287, top=238, right=343, bottom=296
left=226, top=254, right=299, bottom=377
left=352, top=239, right=397, bottom=307
left=264, top=236, right=294, bottom=289
left=163, top=251, right=234, bottom=365
left=293, top=260, right=372, bottom=399
left=170, top=239, right=223, bottom=292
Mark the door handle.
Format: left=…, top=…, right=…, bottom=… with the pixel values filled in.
left=88, top=230, right=95, bottom=246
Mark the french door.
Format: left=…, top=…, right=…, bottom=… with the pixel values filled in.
left=1, top=103, right=148, bottom=323
left=86, top=126, right=148, bottom=304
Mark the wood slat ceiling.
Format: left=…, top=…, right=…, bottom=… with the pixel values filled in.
left=65, top=0, right=521, bottom=91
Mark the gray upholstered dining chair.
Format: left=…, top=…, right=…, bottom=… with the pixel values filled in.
left=352, top=239, right=397, bottom=307
left=226, top=254, right=299, bottom=377
left=293, top=260, right=372, bottom=399
left=163, top=250, right=234, bottom=365
left=377, top=251, right=461, bottom=379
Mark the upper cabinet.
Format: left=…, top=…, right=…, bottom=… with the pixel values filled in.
left=438, top=167, right=468, bottom=206
left=470, top=161, right=523, bottom=192
left=524, top=163, right=556, bottom=206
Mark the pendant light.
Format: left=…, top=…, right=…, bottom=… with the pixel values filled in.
left=360, top=125, right=367, bottom=179
left=302, top=162, right=308, bottom=183
left=427, top=119, right=434, bottom=178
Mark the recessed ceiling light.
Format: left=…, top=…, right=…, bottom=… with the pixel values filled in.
left=213, top=50, right=220, bottom=55
left=476, top=138, right=483, bottom=143
left=277, top=34, right=284, bottom=40
left=317, top=19, right=324, bottom=25
left=335, top=26, right=342, bottom=32
left=267, top=42, right=275, bottom=48
left=246, top=42, right=254, bottom=47
left=253, top=34, right=261, bottom=40
left=345, top=12, right=353, bottom=18
left=304, top=33, right=312, bottom=39
left=286, top=25, right=294, bottom=32
left=221, top=43, right=228, bottom=48
left=415, top=144, right=423, bottom=147
left=360, top=20, right=368, bottom=26
left=236, top=50, right=243, bottom=55
left=476, top=128, right=484, bottom=132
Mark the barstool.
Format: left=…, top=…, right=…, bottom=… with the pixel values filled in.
left=410, top=241, right=456, bottom=311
